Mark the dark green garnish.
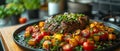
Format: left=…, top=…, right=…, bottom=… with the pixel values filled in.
left=51, top=13, right=85, bottom=25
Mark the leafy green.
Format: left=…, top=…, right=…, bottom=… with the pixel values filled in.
left=24, top=35, right=32, bottom=42
left=0, top=3, right=24, bottom=19
left=52, top=13, right=85, bottom=24
left=22, top=0, right=40, bottom=10
left=48, top=0, right=60, bottom=3
left=74, top=46, right=83, bottom=51
left=5, top=3, right=24, bottom=15
left=0, top=5, right=6, bottom=19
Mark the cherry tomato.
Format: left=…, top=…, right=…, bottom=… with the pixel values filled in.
left=41, top=32, right=50, bottom=36
left=63, top=44, right=73, bottom=51
left=44, top=36, right=51, bottom=40
left=35, top=34, right=44, bottom=42
left=93, top=35, right=100, bottom=41
left=39, top=22, right=45, bottom=27
left=69, top=38, right=78, bottom=47
left=43, top=40, right=51, bottom=49
left=83, top=42, right=95, bottom=51
left=32, top=26, right=40, bottom=33
left=108, top=34, right=116, bottom=40
left=100, top=31, right=108, bottom=40
left=92, top=27, right=99, bottom=34
left=32, top=32, right=39, bottom=38
left=25, top=26, right=34, bottom=33
left=81, top=29, right=90, bottom=38
left=74, top=35, right=81, bottom=42
left=64, top=35, right=71, bottom=43
left=24, top=31, right=30, bottom=38
left=78, top=38, right=87, bottom=45
left=64, top=38, right=71, bottom=43
left=28, top=38, right=37, bottom=46
left=19, top=17, right=27, bottom=24
left=53, top=34, right=63, bottom=41
left=86, top=39, right=94, bottom=45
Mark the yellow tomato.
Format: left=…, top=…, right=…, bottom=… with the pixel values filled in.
left=39, top=22, right=45, bottom=28
left=43, top=40, right=51, bottom=49
left=24, top=31, right=30, bottom=38
left=28, top=38, right=37, bottom=46
left=40, top=27, right=45, bottom=33
left=108, top=34, right=116, bottom=40
left=93, top=35, right=100, bottom=41
left=74, top=35, right=81, bottom=41
left=90, top=24, right=95, bottom=28
left=53, top=34, right=63, bottom=41
left=69, top=38, right=78, bottom=47
left=44, top=36, right=51, bottom=40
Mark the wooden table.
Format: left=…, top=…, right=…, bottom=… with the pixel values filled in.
left=0, top=25, right=28, bottom=51
left=0, top=25, right=120, bottom=51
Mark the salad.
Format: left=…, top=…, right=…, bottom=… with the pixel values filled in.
left=24, top=13, right=119, bottom=51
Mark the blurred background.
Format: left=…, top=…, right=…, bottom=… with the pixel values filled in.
left=0, top=0, right=120, bottom=27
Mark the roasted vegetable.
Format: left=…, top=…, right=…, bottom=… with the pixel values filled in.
left=39, top=22, right=45, bottom=28
left=108, top=34, right=116, bottom=40
left=83, top=41, right=95, bottom=51
left=23, top=13, right=118, bottom=51
left=43, top=40, right=51, bottom=49
left=28, top=38, right=37, bottom=46
left=69, top=38, right=78, bottom=47
left=63, top=44, right=73, bottom=51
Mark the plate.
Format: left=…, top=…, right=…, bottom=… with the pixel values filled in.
left=13, top=19, right=120, bottom=51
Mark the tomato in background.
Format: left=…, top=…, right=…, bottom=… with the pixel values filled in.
left=19, top=17, right=27, bottom=24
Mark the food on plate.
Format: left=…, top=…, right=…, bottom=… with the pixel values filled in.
left=23, top=13, right=118, bottom=51
left=44, top=13, right=89, bottom=33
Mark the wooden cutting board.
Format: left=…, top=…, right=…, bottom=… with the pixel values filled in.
left=0, top=25, right=29, bottom=51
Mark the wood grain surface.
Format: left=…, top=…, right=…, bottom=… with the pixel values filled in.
left=0, top=25, right=28, bottom=51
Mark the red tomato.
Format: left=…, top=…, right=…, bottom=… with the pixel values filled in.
left=63, top=35, right=71, bottom=43
left=26, top=26, right=34, bottom=33
left=19, top=17, right=27, bottom=24
left=83, top=42, right=95, bottom=51
left=63, top=44, right=73, bottom=51
left=35, top=34, right=44, bottom=42
left=64, top=38, right=71, bottom=43
left=81, top=29, right=90, bottom=38
left=32, top=27, right=40, bottom=33
left=32, top=32, right=39, bottom=38
left=92, top=27, right=99, bottom=34
left=41, top=32, right=50, bottom=36
left=43, top=40, right=51, bottom=49
left=78, top=38, right=87, bottom=45
left=100, top=31, right=108, bottom=40
left=69, top=38, right=78, bottom=47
